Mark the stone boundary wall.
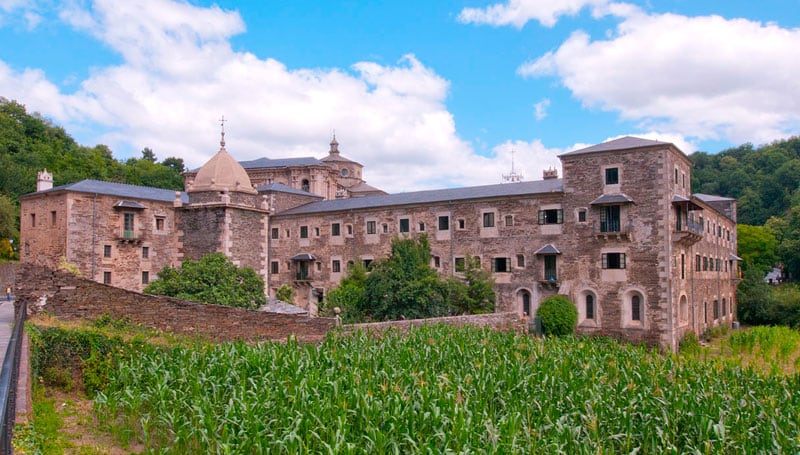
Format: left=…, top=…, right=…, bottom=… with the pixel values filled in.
left=344, top=312, right=525, bottom=334
left=15, top=264, right=336, bottom=343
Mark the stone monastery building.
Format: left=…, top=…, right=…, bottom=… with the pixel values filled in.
left=20, top=134, right=739, bottom=349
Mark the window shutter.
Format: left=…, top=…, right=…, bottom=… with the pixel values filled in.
left=601, top=253, right=608, bottom=269
left=557, top=209, right=563, bottom=224
left=621, top=253, right=626, bottom=269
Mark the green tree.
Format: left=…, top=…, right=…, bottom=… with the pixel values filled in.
left=0, top=194, right=17, bottom=241
left=363, top=235, right=450, bottom=321
left=447, top=256, right=495, bottom=314
left=322, top=263, right=368, bottom=323
left=737, top=224, right=778, bottom=274
left=144, top=253, right=266, bottom=309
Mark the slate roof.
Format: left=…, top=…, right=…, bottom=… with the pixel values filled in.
left=238, top=157, right=325, bottom=169
left=256, top=183, right=323, bottom=199
left=24, top=180, right=188, bottom=204
left=693, top=193, right=735, bottom=202
left=277, top=179, right=564, bottom=216
left=590, top=193, right=634, bottom=205
left=560, top=136, right=671, bottom=157
left=534, top=244, right=562, bottom=255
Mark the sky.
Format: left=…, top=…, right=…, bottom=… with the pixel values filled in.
left=1, top=0, right=799, bottom=193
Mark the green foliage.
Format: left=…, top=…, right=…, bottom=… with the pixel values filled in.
left=321, top=263, right=368, bottom=322
left=737, top=224, right=778, bottom=274
left=91, top=325, right=800, bottom=453
left=737, top=268, right=777, bottom=325
left=535, top=295, right=578, bottom=336
left=362, top=235, right=450, bottom=321
left=275, top=284, right=293, bottom=303
left=144, top=253, right=266, bottom=309
left=678, top=332, right=701, bottom=355
left=446, top=255, right=495, bottom=314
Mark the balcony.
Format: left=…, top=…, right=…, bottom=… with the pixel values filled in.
left=673, top=218, right=703, bottom=246
left=117, top=230, right=142, bottom=245
left=593, top=220, right=633, bottom=240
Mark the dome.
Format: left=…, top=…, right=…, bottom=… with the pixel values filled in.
left=189, top=148, right=256, bottom=194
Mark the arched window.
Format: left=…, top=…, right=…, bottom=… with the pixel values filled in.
left=302, top=179, right=310, bottom=192
left=679, top=295, right=688, bottom=324
left=585, top=294, right=594, bottom=320
left=521, top=291, right=531, bottom=316
left=631, top=295, right=641, bottom=321
left=722, top=298, right=727, bottom=316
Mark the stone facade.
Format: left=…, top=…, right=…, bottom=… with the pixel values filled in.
left=19, top=136, right=739, bottom=350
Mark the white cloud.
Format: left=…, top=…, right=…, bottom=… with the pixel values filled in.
left=519, top=12, right=800, bottom=144
left=490, top=139, right=564, bottom=182
left=0, top=0, right=544, bottom=193
left=457, top=0, right=617, bottom=28
left=533, top=98, right=550, bottom=120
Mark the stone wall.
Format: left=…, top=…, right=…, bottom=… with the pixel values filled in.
left=15, top=264, right=336, bottom=343
left=0, top=262, right=17, bottom=290
left=344, top=312, right=525, bottom=334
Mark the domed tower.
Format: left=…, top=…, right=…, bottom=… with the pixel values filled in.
left=320, top=134, right=365, bottom=198
left=177, top=117, right=270, bottom=279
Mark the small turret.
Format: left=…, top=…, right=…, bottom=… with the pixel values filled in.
left=37, top=169, right=53, bottom=191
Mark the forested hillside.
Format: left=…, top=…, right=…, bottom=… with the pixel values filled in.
left=0, top=98, right=185, bottom=258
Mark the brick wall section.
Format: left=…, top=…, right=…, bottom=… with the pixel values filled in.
left=344, top=312, right=525, bottom=334
left=15, top=264, right=336, bottom=343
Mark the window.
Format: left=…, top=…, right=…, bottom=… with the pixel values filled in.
left=285, top=229, right=291, bottom=237
left=366, top=221, right=376, bottom=234
left=271, top=228, right=279, bottom=239
left=505, top=215, right=514, bottom=227
left=600, top=205, right=621, bottom=232
left=346, top=224, right=353, bottom=235
left=455, top=257, right=466, bottom=272
left=696, top=254, right=701, bottom=273
left=103, top=245, right=111, bottom=258
left=332, top=260, right=341, bottom=273
left=578, top=210, right=586, bottom=222
left=538, top=209, right=563, bottom=225
left=301, top=179, right=310, bottom=192
left=544, top=255, right=557, bottom=281
left=438, top=216, right=449, bottom=231
left=363, top=259, right=373, bottom=269
left=458, top=219, right=465, bottom=230
left=123, top=212, right=135, bottom=239
left=271, top=261, right=279, bottom=274
left=315, top=227, right=320, bottom=236
left=680, top=253, right=685, bottom=279
left=492, top=257, right=510, bottom=273
left=516, top=254, right=525, bottom=267
left=300, top=226, right=309, bottom=238
left=722, top=298, right=727, bottom=316
left=605, top=167, right=619, bottom=185
left=703, top=256, right=708, bottom=271
left=399, top=218, right=410, bottom=233
left=433, top=256, right=440, bottom=268
left=341, top=168, right=349, bottom=177
left=716, top=258, right=721, bottom=270
left=602, top=253, right=626, bottom=269
left=332, top=223, right=341, bottom=236
left=631, top=295, right=642, bottom=321
left=382, top=223, right=388, bottom=233
left=418, top=222, right=425, bottom=232
left=103, top=271, right=111, bottom=285
left=142, top=246, right=149, bottom=259
left=483, top=212, right=495, bottom=228
left=586, top=295, right=595, bottom=320
left=141, top=271, right=149, bottom=284
left=51, top=211, right=57, bottom=226
left=316, top=262, right=321, bottom=271
left=156, top=217, right=165, bottom=231
left=674, top=168, right=679, bottom=184
left=713, top=300, right=719, bottom=320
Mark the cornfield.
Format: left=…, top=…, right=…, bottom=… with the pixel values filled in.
left=94, top=325, right=800, bottom=453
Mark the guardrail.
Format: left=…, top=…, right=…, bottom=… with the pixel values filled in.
left=0, top=300, right=27, bottom=454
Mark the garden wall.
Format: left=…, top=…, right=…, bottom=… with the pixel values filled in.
left=14, top=264, right=336, bottom=343
left=345, top=312, right=525, bottom=334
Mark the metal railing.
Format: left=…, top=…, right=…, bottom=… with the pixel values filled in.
left=0, top=300, right=26, bottom=454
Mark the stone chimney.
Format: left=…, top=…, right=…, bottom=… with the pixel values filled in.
left=37, top=169, right=53, bottom=191
left=543, top=167, right=558, bottom=180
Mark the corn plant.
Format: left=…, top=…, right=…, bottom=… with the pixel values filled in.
left=93, top=326, right=800, bottom=453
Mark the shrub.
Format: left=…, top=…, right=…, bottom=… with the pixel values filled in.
left=275, top=284, right=293, bottom=303
left=536, top=295, right=577, bottom=336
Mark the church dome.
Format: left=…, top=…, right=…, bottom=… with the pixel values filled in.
left=190, top=147, right=256, bottom=194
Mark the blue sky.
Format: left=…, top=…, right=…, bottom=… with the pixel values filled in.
left=1, top=0, right=799, bottom=193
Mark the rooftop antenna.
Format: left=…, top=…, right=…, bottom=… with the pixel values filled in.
left=502, top=149, right=523, bottom=183
left=219, top=115, right=226, bottom=150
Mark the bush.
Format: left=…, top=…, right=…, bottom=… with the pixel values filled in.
left=536, top=295, right=577, bottom=336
